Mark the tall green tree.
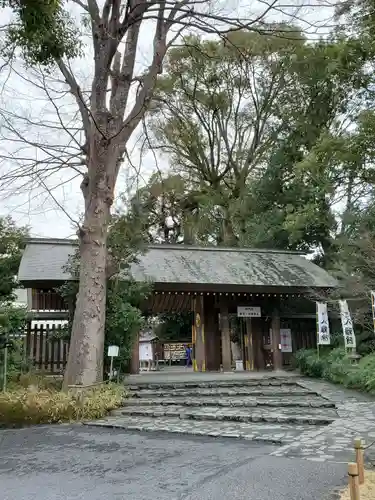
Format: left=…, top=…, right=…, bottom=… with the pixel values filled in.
left=147, top=33, right=367, bottom=254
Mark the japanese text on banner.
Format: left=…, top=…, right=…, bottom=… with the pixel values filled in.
left=316, top=302, right=331, bottom=345
left=339, top=300, right=356, bottom=348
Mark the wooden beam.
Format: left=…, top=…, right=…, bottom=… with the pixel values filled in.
left=192, top=295, right=206, bottom=372
left=245, top=317, right=255, bottom=371
left=130, top=331, right=140, bottom=374
left=271, top=309, right=282, bottom=370
left=220, top=305, right=232, bottom=372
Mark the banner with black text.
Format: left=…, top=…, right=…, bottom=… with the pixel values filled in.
left=339, top=300, right=356, bottom=349
left=316, top=302, right=331, bottom=345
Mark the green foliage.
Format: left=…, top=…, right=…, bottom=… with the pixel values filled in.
left=294, top=347, right=375, bottom=393
left=0, top=217, right=28, bottom=303
left=0, top=307, right=28, bottom=388
left=294, top=349, right=326, bottom=378
left=156, top=312, right=193, bottom=341
left=0, top=383, right=123, bottom=427
left=144, top=30, right=369, bottom=254
left=105, top=279, right=150, bottom=370
left=2, top=0, right=81, bottom=65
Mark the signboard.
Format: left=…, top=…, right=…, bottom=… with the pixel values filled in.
left=339, top=300, right=356, bottom=349
left=108, top=345, right=119, bottom=357
left=164, top=343, right=186, bottom=361
left=139, top=343, right=152, bottom=361
left=371, top=291, right=375, bottom=334
left=280, top=328, right=292, bottom=353
left=237, top=306, right=261, bottom=318
left=316, top=302, right=331, bottom=345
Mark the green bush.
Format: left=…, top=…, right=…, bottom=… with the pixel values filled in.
left=0, top=383, right=124, bottom=427
left=294, top=349, right=325, bottom=378
left=294, top=347, right=375, bottom=394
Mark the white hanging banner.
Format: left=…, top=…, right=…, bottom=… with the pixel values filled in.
left=316, top=302, right=331, bottom=345
left=371, top=291, right=375, bottom=334
left=280, top=328, right=292, bottom=352
left=339, top=300, right=356, bottom=349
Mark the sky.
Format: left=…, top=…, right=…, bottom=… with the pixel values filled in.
left=0, top=0, right=337, bottom=239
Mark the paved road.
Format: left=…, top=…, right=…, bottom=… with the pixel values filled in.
left=0, top=425, right=346, bottom=500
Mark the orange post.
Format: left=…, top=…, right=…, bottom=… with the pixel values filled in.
left=354, top=438, right=365, bottom=485
left=348, top=462, right=360, bottom=500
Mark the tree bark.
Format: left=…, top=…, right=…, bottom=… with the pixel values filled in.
left=63, top=147, right=114, bottom=389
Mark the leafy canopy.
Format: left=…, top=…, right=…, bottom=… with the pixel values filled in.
left=1, top=0, right=81, bottom=65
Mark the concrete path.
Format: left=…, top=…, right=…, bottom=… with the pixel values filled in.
left=0, top=425, right=346, bottom=500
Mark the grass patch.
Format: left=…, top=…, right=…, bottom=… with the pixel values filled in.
left=294, top=348, right=375, bottom=393
left=0, top=382, right=124, bottom=427
left=340, top=470, right=375, bottom=500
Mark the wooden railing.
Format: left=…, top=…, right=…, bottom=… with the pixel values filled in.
left=31, top=289, right=68, bottom=311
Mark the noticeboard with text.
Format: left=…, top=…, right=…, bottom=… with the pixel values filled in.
left=164, top=343, right=186, bottom=360
left=237, top=306, right=261, bottom=318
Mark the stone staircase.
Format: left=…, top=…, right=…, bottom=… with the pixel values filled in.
left=85, top=377, right=339, bottom=445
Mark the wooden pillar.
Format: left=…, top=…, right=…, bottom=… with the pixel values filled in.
left=192, top=295, right=206, bottom=371
left=271, top=309, right=282, bottom=371
left=130, top=331, right=139, bottom=374
left=253, top=318, right=265, bottom=370
left=220, top=305, right=232, bottom=372
left=245, top=318, right=255, bottom=371
left=205, top=296, right=220, bottom=371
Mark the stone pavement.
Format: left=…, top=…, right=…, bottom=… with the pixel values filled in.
left=271, top=378, right=375, bottom=464
left=85, top=375, right=375, bottom=464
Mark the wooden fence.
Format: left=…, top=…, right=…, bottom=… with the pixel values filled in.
left=25, top=323, right=69, bottom=374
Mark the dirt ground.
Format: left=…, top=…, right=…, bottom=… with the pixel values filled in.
left=340, top=470, right=375, bottom=500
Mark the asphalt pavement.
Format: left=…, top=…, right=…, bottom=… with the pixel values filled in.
left=0, top=425, right=346, bottom=500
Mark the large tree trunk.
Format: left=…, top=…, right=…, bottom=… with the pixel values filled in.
left=63, top=149, right=114, bottom=390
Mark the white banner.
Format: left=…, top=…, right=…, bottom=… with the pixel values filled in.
left=316, top=302, right=331, bottom=345
left=371, top=291, right=375, bottom=334
left=280, top=328, right=292, bottom=352
left=339, top=300, right=356, bottom=349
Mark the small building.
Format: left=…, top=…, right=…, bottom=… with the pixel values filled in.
left=18, top=238, right=337, bottom=374
left=139, top=330, right=161, bottom=370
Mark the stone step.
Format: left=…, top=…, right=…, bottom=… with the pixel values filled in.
left=113, top=405, right=335, bottom=425
left=127, top=378, right=297, bottom=391
left=83, top=415, right=318, bottom=444
left=129, top=387, right=317, bottom=398
left=124, top=396, right=335, bottom=409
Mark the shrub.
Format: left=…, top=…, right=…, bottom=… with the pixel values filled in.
left=0, top=383, right=124, bottom=427
left=294, top=349, right=325, bottom=378
left=322, top=348, right=353, bottom=385
left=294, top=347, right=375, bottom=394
left=12, top=372, right=63, bottom=391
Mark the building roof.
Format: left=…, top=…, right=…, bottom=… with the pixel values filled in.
left=18, top=238, right=337, bottom=289
left=139, top=331, right=158, bottom=342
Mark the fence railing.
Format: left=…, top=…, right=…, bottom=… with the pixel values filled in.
left=25, top=323, right=69, bottom=374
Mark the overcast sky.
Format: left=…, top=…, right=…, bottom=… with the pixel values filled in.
left=0, top=1, right=336, bottom=239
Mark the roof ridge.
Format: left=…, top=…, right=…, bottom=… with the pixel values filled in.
left=27, top=237, right=77, bottom=245
left=26, top=238, right=305, bottom=255
left=147, top=244, right=305, bottom=255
